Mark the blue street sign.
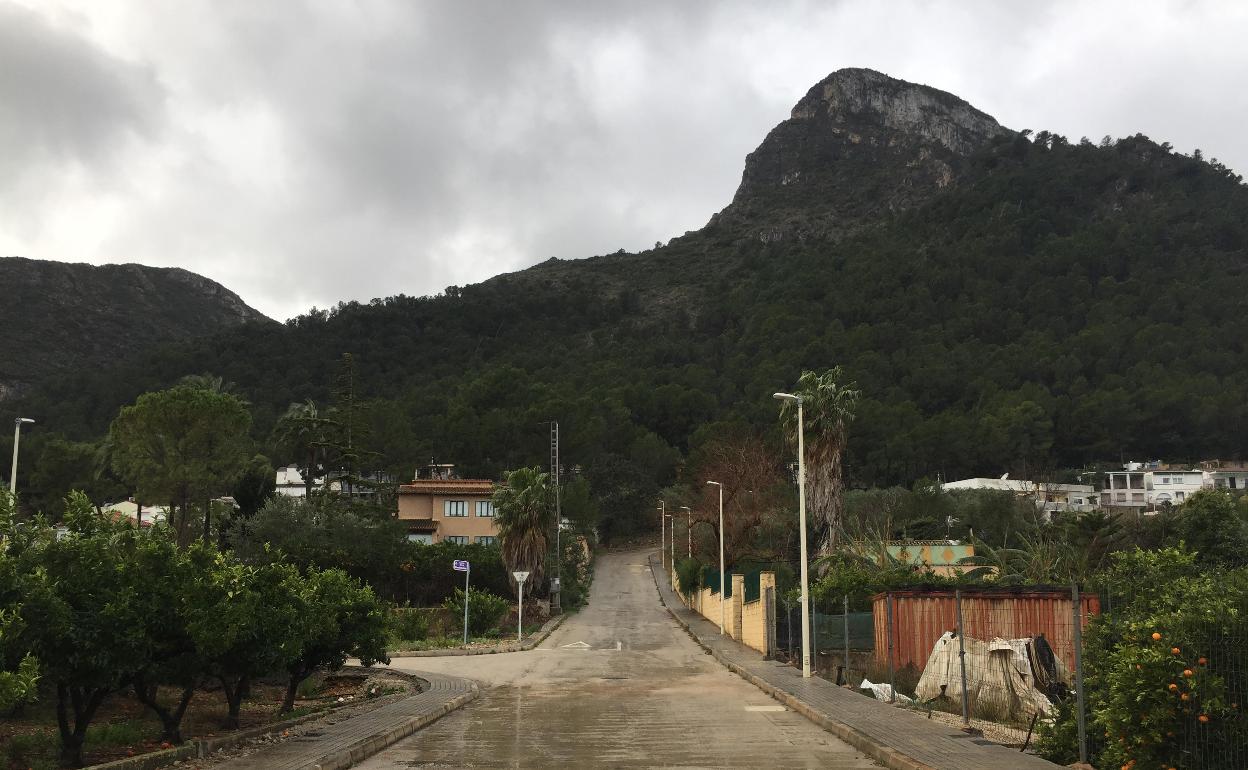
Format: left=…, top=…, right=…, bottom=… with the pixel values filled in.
left=452, top=559, right=470, bottom=572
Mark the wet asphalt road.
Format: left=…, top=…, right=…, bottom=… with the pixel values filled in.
left=356, top=549, right=880, bottom=769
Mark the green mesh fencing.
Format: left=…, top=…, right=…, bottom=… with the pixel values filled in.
left=812, top=611, right=875, bottom=651
left=701, top=569, right=763, bottom=601
left=743, top=570, right=762, bottom=603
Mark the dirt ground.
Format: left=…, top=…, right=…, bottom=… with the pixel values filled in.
left=2, top=672, right=395, bottom=769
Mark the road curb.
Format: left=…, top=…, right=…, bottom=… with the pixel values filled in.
left=649, top=556, right=935, bottom=770
left=389, top=613, right=568, bottom=657
left=304, top=684, right=479, bottom=770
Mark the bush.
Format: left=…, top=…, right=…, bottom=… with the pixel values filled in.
left=675, top=557, right=703, bottom=599
left=1038, top=547, right=1248, bottom=768
left=388, top=608, right=429, bottom=643
left=442, top=588, right=510, bottom=637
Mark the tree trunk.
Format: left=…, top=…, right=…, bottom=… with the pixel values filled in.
left=133, top=677, right=195, bottom=744
left=219, top=677, right=244, bottom=730
left=305, top=448, right=316, bottom=498
left=282, top=668, right=306, bottom=714
left=202, top=496, right=212, bottom=542
left=56, top=683, right=107, bottom=768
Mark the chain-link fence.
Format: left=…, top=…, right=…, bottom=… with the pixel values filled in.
left=1073, top=561, right=1248, bottom=770
left=775, top=577, right=1247, bottom=766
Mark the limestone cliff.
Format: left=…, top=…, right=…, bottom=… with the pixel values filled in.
left=710, top=68, right=1013, bottom=243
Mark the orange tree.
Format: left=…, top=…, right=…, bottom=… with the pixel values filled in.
left=1039, top=546, right=1248, bottom=768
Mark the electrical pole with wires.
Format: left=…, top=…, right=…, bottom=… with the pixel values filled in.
left=550, top=420, right=562, bottom=613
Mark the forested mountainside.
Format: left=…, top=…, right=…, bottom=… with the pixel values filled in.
left=0, top=257, right=271, bottom=399
left=8, top=69, right=1248, bottom=512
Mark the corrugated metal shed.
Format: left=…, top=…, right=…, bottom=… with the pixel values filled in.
left=872, top=586, right=1101, bottom=673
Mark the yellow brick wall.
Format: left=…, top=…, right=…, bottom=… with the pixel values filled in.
left=685, top=572, right=776, bottom=656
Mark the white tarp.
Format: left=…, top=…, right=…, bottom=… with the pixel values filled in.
left=914, top=631, right=1057, bottom=721
left=859, top=678, right=914, bottom=704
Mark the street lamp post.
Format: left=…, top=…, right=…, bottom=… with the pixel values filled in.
left=658, top=500, right=666, bottom=573
left=679, top=506, right=691, bottom=558
left=665, top=513, right=674, bottom=578
left=706, top=480, right=725, bottom=635
left=774, top=391, right=812, bottom=678
left=9, top=418, right=35, bottom=498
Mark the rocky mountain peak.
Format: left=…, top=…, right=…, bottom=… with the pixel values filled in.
left=791, top=68, right=1011, bottom=155
left=710, top=68, right=1012, bottom=243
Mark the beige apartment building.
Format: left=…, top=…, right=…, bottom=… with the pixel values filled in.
left=395, top=464, right=499, bottom=545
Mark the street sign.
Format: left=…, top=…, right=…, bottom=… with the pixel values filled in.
left=514, top=571, right=530, bottom=641
left=454, top=560, right=471, bottom=645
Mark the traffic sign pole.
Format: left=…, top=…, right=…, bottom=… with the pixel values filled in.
left=512, top=571, right=530, bottom=641
left=453, top=560, right=472, bottom=645
left=463, top=563, right=470, bottom=645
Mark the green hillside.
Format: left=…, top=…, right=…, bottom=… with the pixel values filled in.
left=7, top=69, right=1247, bottom=531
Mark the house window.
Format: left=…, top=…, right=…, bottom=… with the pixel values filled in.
left=1176, top=491, right=1185, bottom=501
left=1158, top=477, right=1169, bottom=485
left=476, top=535, right=496, bottom=545
left=1216, top=478, right=1228, bottom=489
left=444, top=501, right=467, bottom=517
left=1116, top=492, right=1127, bottom=502
left=476, top=501, right=495, bottom=517
left=445, top=535, right=470, bottom=545
left=1231, top=477, right=1238, bottom=490
left=407, top=533, right=433, bottom=545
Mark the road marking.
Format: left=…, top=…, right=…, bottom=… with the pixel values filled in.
left=744, top=705, right=787, bottom=712
left=560, top=641, right=591, bottom=649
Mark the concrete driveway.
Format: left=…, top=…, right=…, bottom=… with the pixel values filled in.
left=357, top=549, right=879, bottom=768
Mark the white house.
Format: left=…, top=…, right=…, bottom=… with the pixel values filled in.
left=1200, top=460, right=1248, bottom=492
left=275, top=465, right=321, bottom=497
left=941, top=477, right=1097, bottom=515
left=100, top=499, right=169, bottom=527
left=1101, top=461, right=1205, bottom=512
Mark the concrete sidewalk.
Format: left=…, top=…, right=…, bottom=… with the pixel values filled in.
left=214, top=672, right=477, bottom=770
left=650, top=556, right=1061, bottom=770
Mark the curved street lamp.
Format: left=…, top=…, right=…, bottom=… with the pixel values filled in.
left=657, top=500, right=666, bottom=573
left=774, top=391, right=812, bottom=678
left=679, top=505, right=691, bottom=558
left=706, top=480, right=724, bottom=635
left=9, top=418, right=35, bottom=498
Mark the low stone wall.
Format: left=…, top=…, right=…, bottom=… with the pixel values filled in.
left=680, top=570, right=776, bottom=656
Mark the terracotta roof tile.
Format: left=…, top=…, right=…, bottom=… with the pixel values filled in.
left=398, top=479, right=496, bottom=495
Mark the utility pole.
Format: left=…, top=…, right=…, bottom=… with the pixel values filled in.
left=551, top=421, right=562, bottom=612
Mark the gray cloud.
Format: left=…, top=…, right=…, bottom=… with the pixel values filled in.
left=0, top=1, right=1244, bottom=321
left=0, top=3, right=163, bottom=215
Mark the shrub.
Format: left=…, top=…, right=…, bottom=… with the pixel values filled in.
left=442, top=588, right=510, bottom=637
left=389, top=608, right=429, bottom=643
left=675, top=557, right=703, bottom=599
left=1037, top=547, right=1248, bottom=768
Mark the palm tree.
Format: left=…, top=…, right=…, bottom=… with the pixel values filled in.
left=493, top=467, right=551, bottom=596
left=271, top=400, right=334, bottom=498
left=779, top=368, right=860, bottom=553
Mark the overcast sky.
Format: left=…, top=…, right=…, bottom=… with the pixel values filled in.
left=3, top=1, right=1245, bottom=321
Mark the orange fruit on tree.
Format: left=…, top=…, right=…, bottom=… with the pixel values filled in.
left=1171, top=647, right=1181, bottom=655
left=1183, top=669, right=1194, bottom=677
left=1198, top=714, right=1210, bottom=723
left=1198, top=657, right=1207, bottom=665
left=1168, top=683, right=1178, bottom=691
left=1152, top=632, right=1162, bottom=640
left=1181, top=693, right=1190, bottom=701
